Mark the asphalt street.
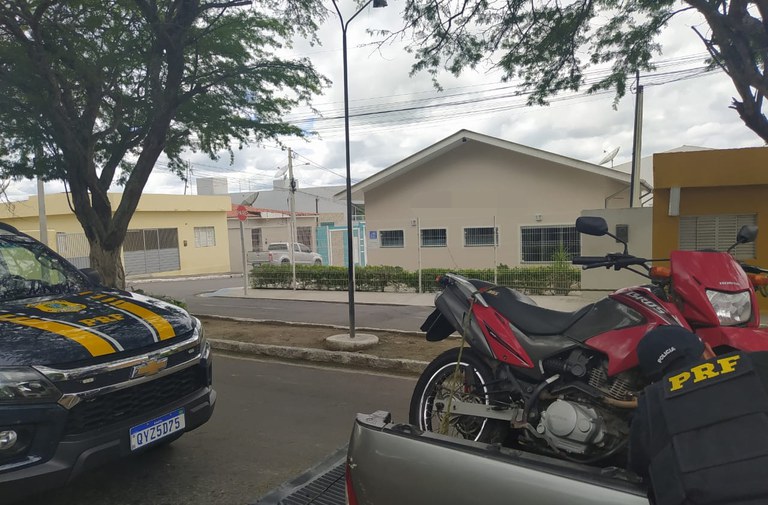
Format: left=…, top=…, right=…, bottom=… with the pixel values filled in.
left=130, top=276, right=433, bottom=332
left=22, top=354, right=415, bottom=505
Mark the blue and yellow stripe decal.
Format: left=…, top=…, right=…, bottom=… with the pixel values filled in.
left=88, top=294, right=176, bottom=341
left=0, top=313, right=121, bottom=356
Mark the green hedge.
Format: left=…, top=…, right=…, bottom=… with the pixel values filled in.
left=249, top=264, right=581, bottom=295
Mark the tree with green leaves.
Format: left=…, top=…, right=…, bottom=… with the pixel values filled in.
left=385, top=1, right=768, bottom=143
left=0, top=0, right=328, bottom=287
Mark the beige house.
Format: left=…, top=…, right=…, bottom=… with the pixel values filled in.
left=0, top=193, right=232, bottom=277
left=347, top=130, right=651, bottom=270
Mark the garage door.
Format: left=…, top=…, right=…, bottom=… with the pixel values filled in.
left=124, top=228, right=180, bottom=275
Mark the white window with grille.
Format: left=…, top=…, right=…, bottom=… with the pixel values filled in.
left=297, top=226, right=312, bottom=248
left=679, top=214, right=756, bottom=259
left=380, top=230, right=404, bottom=248
left=251, top=228, right=262, bottom=252
left=421, top=228, right=447, bottom=247
left=464, top=227, right=498, bottom=247
left=521, top=225, right=581, bottom=263
left=194, top=226, right=216, bottom=248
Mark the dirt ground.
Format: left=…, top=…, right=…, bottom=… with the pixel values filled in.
left=198, top=316, right=460, bottom=362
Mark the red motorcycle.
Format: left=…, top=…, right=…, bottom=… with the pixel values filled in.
left=410, top=216, right=768, bottom=463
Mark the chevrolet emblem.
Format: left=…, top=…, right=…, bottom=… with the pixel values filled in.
left=131, top=358, right=168, bottom=379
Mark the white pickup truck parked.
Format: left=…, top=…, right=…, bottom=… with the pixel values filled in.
left=248, top=242, right=323, bottom=266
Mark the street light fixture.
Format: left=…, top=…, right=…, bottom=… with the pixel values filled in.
left=332, top=0, right=387, bottom=340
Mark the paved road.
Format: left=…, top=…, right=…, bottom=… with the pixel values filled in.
left=24, top=354, right=414, bottom=505
left=130, top=277, right=432, bottom=332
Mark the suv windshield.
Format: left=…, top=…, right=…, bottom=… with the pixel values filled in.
left=0, top=232, right=87, bottom=302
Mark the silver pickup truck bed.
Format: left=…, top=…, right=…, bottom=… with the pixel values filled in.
left=254, top=411, right=650, bottom=505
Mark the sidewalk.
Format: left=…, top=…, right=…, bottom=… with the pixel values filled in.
left=204, top=286, right=602, bottom=312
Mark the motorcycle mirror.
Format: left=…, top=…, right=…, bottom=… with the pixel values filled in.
left=736, top=225, right=758, bottom=244
left=727, top=225, right=758, bottom=253
left=575, top=216, right=608, bottom=237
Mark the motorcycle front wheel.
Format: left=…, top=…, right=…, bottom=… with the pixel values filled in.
left=409, top=347, right=508, bottom=444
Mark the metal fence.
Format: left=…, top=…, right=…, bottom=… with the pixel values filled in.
left=56, top=232, right=90, bottom=269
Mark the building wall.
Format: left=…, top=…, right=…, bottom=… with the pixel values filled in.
left=364, top=142, right=630, bottom=270
left=652, top=146, right=768, bottom=311
left=0, top=193, right=232, bottom=276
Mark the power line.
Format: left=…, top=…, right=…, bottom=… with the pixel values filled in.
left=287, top=64, right=720, bottom=137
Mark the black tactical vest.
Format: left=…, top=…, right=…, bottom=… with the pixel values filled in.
left=646, top=352, right=768, bottom=505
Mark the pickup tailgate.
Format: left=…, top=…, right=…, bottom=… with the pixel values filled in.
left=252, top=446, right=347, bottom=505
left=347, top=411, right=650, bottom=505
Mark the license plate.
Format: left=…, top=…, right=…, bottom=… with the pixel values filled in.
left=130, top=408, right=185, bottom=451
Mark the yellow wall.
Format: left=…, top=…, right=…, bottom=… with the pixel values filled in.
left=0, top=193, right=232, bottom=277
left=652, top=146, right=768, bottom=311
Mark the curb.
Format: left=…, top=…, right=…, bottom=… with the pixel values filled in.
left=198, top=313, right=425, bottom=337
left=209, top=339, right=429, bottom=375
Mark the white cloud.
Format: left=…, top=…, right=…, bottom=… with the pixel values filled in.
left=6, top=4, right=764, bottom=203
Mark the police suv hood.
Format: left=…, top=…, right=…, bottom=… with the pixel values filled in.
left=0, top=289, right=195, bottom=366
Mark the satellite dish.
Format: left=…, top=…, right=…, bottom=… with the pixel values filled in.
left=273, top=165, right=288, bottom=179
left=241, top=192, right=259, bottom=206
left=598, top=147, right=620, bottom=167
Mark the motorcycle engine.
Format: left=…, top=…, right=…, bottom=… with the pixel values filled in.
left=535, top=400, right=606, bottom=455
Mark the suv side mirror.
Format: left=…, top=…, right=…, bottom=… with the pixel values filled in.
left=575, top=216, right=609, bottom=237
left=80, top=267, right=103, bottom=286
left=737, top=225, right=758, bottom=244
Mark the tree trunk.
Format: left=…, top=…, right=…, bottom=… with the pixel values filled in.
left=88, top=239, right=125, bottom=289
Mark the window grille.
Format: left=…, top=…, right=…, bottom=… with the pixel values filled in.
left=521, top=225, right=580, bottom=262
left=251, top=228, right=262, bottom=252
left=679, top=214, right=756, bottom=259
left=194, top=227, right=216, bottom=248
left=421, top=228, right=447, bottom=247
left=297, top=226, right=312, bottom=248
left=380, top=230, right=404, bottom=248
left=464, top=227, right=498, bottom=247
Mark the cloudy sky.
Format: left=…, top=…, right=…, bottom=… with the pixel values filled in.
left=6, top=3, right=764, bottom=201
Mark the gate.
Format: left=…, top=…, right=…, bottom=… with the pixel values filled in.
left=123, top=228, right=180, bottom=276
left=55, top=232, right=91, bottom=269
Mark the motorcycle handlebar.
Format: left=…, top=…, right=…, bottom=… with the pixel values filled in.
left=573, top=255, right=648, bottom=270
left=572, top=256, right=608, bottom=265
left=742, top=263, right=768, bottom=274
left=583, top=261, right=615, bottom=270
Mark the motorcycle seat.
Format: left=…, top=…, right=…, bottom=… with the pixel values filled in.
left=482, top=287, right=593, bottom=336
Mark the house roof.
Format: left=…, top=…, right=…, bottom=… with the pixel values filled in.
left=230, top=185, right=347, bottom=214
left=336, top=129, right=652, bottom=200
left=226, top=204, right=317, bottom=220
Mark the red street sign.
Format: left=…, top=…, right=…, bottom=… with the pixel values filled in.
left=236, top=205, right=248, bottom=221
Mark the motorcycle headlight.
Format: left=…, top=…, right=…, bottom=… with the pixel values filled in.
left=705, top=290, right=752, bottom=326
left=0, top=367, right=61, bottom=403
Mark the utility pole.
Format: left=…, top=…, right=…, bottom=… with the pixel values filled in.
left=288, top=148, right=297, bottom=290
left=36, top=178, right=48, bottom=246
left=630, top=70, right=644, bottom=208
left=184, top=161, right=191, bottom=195
left=35, top=141, right=48, bottom=246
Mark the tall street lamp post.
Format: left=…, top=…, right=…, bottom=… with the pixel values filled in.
left=331, top=0, right=387, bottom=339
